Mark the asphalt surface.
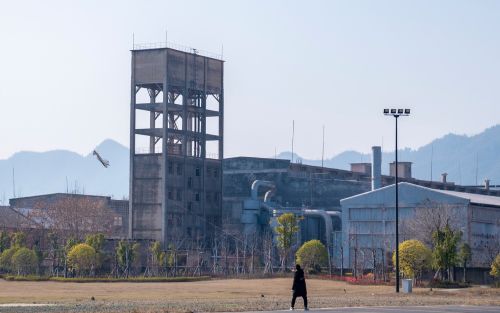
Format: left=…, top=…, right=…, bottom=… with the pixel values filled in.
left=248, top=306, right=500, bottom=313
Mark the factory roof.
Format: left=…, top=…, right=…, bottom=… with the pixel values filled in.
left=341, top=182, right=500, bottom=208
left=437, top=189, right=500, bottom=207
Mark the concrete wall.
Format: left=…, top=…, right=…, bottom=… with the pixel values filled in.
left=132, top=153, right=222, bottom=243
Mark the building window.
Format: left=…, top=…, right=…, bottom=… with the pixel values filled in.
left=176, top=216, right=182, bottom=226
left=176, top=190, right=182, bottom=201
left=168, top=191, right=173, bottom=200
left=206, top=193, right=211, bottom=202
left=187, top=202, right=192, bottom=212
left=177, top=164, right=182, bottom=175
left=214, top=192, right=219, bottom=202
left=214, top=169, right=219, bottom=178
left=206, top=168, right=211, bottom=177
left=195, top=167, right=201, bottom=176
left=187, top=227, right=192, bottom=237
left=195, top=193, right=200, bottom=202
left=113, top=216, right=122, bottom=226
left=187, top=177, right=193, bottom=188
left=168, top=163, right=174, bottom=174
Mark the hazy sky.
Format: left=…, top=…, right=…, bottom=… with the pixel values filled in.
left=1, top=0, right=499, bottom=160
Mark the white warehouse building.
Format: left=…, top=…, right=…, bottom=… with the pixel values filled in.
left=340, top=182, right=500, bottom=273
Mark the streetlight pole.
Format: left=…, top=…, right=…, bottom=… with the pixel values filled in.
left=384, top=108, right=410, bottom=293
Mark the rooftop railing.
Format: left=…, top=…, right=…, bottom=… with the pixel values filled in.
left=133, top=41, right=223, bottom=60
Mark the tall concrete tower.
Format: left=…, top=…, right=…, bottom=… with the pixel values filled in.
left=129, top=44, right=224, bottom=247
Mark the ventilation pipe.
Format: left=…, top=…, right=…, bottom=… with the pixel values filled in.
left=251, top=180, right=275, bottom=200
left=485, top=179, right=490, bottom=192
left=371, top=146, right=382, bottom=190
left=441, top=173, right=448, bottom=183
left=264, top=188, right=275, bottom=203
left=303, top=209, right=334, bottom=244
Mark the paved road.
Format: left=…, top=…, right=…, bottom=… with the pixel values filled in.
left=244, top=306, right=500, bottom=313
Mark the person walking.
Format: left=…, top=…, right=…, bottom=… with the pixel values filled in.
left=291, top=264, right=308, bottom=310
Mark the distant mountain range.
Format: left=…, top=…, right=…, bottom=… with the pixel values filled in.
left=279, top=124, right=500, bottom=187
left=1, top=125, right=499, bottom=203
left=0, top=140, right=129, bottom=203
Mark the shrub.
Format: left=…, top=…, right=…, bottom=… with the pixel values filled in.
left=67, top=243, right=96, bottom=275
left=0, top=247, right=19, bottom=272
left=85, top=233, right=106, bottom=269
left=11, top=248, right=38, bottom=275
left=11, top=231, right=26, bottom=248
left=491, top=254, right=500, bottom=278
left=296, top=240, right=328, bottom=273
left=393, top=239, right=431, bottom=278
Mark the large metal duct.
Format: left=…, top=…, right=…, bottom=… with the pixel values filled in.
left=251, top=180, right=275, bottom=200
left=303, top=209, right=333, bottom=247
left=371, top=146, right=382, bottom=190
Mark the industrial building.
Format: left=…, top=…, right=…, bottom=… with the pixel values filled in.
left=129, top=44, right=224, bottom=247
left=5, top=193, right=128, bottom=238
left=340, top=182, right=500, bottom=273
left=222, top=146, right=499, bottom=273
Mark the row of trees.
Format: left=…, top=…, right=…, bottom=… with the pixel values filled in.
left=1, top=199, right=498, bottom=282
left=0, top=230, right=142, bottom=277
left=0, top=211, right=325, bottom=277
left=395, top=224, right=475, bottom=283
left=0, top=232, right=38, bottom=275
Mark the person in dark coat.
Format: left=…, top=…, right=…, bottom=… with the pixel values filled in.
left=291, top=264, right=308, bottom=310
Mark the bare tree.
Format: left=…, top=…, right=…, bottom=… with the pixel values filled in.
left=478, top=237, right=500, bottom=267
left=30, top=197, right=115, bottom=241
left=262, top=230, right=275, bottom=274
left=403, top=201, right=465, bottom=247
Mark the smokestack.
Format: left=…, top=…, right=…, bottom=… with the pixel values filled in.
left=441, top=173, right=448, bottom=183
left=485, top=179, right=490, bottom=192
left=372, top=146, right=382, bottom=190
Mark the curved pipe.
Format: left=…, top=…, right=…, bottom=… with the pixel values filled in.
left=251, top=180, right=275, bottom=200
left=264, top=188, right=275, bottom=203
left=326, top=211, right=341, bottom=217
left=303, top=209, right=333, bottom=247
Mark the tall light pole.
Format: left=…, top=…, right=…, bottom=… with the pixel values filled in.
left=384, top=108, right=410, bottom=293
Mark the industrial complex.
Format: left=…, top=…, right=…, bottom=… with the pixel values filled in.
left=1, top=44, right=499, bottom=280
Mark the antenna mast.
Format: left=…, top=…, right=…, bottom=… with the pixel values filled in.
left=321, top=125, right=325, bottom=168
left=291, top=120, right=295, bottom=163
left=430, top=144, right=434, bottom=181
left=475, top=153, right=479, bottom=186
left=12, top=167, right=16, bottom=198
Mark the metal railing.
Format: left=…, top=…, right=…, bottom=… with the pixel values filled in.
left=133, top=41, right=223, bottom=60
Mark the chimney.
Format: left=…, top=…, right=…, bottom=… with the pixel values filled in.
left=351, top=163, right=372, bottom=175
left=441, top=173, right=448, bottom=184
left=389, top=162, right=412, bottom=179
left=371, top=146, right=382, bottom=190
left=485, top=179, right=490, bottom=192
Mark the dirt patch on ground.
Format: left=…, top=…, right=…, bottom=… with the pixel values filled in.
left=0, top=278, right=498, bottom=313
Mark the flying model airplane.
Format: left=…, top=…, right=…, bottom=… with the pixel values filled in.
left=93, top=150, right=110, bottom=168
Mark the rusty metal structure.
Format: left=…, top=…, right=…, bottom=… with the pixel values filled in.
left=129, top=43, right=224, bottom=247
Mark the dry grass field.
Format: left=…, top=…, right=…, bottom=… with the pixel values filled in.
left=0, top=278, right=499, bottom=313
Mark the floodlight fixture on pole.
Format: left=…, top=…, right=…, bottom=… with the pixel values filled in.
left=383, top=108, right=410, bottom=293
